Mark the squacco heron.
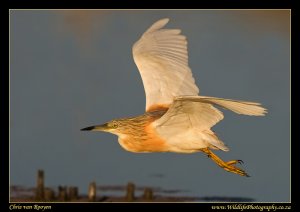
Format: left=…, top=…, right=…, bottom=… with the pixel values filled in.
left=81, top=18, right=267, bottom=177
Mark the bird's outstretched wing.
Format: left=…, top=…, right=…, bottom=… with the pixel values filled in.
left=153, top=97, right=224, bottom=132
left=153, top=97, right=226, bottom=151
left=154, top=96, right=266, bottom=134
left=132, top=18, right=199, bottom=112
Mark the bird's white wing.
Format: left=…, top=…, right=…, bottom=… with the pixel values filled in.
left=176, top=96, right=267, bottom=116
left=153, top=96, right=266, bottom=151
left=132, top=18, right=199, bottom=112
left=153, top=98, right=224, bottom=132
left=154, top=95, right=266, bottom=131
left=152, top=98, right=226, bottom=151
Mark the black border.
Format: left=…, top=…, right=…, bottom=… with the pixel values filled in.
left=290, top=2, right=300, bottom=209
left=6, top=0, right=295, bottom=9
left=5, top=0, right=296, bottom=211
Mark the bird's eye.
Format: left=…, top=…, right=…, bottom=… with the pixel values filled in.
left=109, top=121, right=118, bottom=129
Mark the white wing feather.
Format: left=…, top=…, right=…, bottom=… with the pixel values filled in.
left=132, top=18, right=199, bottom=112
left=154, top=96, right=266, bottom=130
left=175, top=96, right=267, bottom=116
left=153, top=96, right=266, bottom=151
left=154, top=99, right=224, bottom=130
left=153, top=98, right=227, bottom=151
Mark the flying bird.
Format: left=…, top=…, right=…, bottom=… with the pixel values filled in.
left=81, top=18, right=267, bottom=177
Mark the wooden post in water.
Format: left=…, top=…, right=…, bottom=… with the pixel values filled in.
left=44, top=188, right=55, bottom=202
left=58, top=186, right=68, bottom=201
left=125, top=182, right=135, bottom=202
left=68, top=186, right=78, bottom=201
left=143, top=188, right=153, bottom=201
left=88, top=182, right=97, bottom=202
left=35, top=170, right=45, bottom=201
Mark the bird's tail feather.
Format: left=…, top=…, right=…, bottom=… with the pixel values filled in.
left=176, top=96, right=267, bottom=116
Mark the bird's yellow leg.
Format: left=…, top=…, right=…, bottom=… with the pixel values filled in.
left=226, top=160, right=243, bottom=166
left=201, top=148, right=249, bottom=177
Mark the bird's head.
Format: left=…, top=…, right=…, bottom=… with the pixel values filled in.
left=81, top=120, right=122, bottom=134
left=81, top=119, right=131, bottom=136
left=81, top=113, right=150, bottom=139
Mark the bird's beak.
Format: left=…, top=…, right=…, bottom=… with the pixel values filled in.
left=81, top=123, right=109, bottom=132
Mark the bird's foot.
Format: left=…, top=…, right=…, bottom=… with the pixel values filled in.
left=223, top=161, right=250, bottom=177
left=226, top=159, right=243, bottom=165
left=201, top=148, right=250, bottom=177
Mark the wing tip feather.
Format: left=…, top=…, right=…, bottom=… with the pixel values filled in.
left=145, top=18, right=170, bottom=33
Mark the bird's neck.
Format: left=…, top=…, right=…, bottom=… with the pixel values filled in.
left=116, top=110, right=169, bottom=153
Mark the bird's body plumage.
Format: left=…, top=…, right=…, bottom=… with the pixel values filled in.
left=114, top=110, right=169, bottom=153
left=82, top=18, right=267, bottom=177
